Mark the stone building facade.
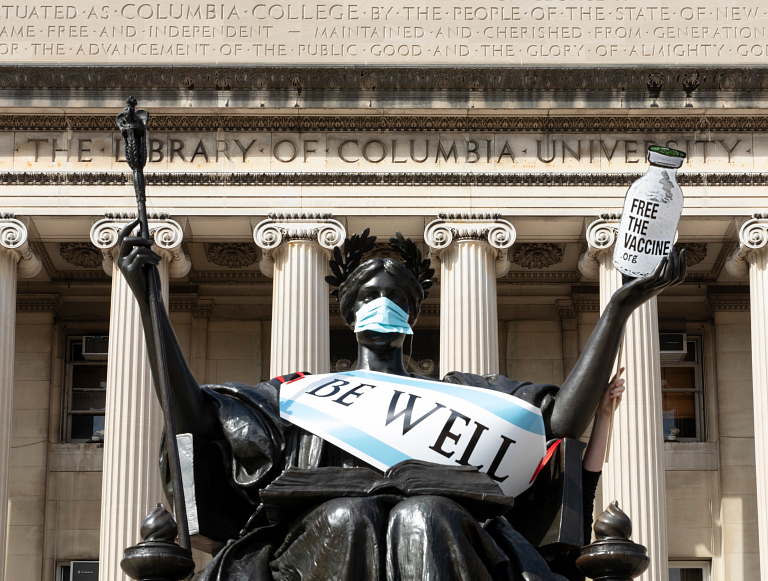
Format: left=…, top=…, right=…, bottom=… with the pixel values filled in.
left=1, top=2, right=768, bottom=581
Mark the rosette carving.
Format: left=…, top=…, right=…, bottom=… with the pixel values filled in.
left=90, top=217, right=191, bottom=277
left=206, top=243, right=259, bottom=269
left=726, top=215, right=768, bottom=278
left=254, top=213, right=346, bottom=277
left=60, top=242, right=102, bottom=269
left=674, top=243, right=707, bottom=267
left=512, top=243, right=564, bottom=270
left=424, top=213, right=516, bottom=278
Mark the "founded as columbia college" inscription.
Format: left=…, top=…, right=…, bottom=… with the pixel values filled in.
left=1, top=0, right=768, bottom=64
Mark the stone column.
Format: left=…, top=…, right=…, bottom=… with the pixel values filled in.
left=254, top=213, right=345, bottom=377
left=425, top=213, right=515, bottom=376
left=0, top=216, right=41, bottom=581
left=725, top=215, right=768, bottom=580
left=91, top=217, right=191, bottom=581
left=578, top=216, right=668, bottom=581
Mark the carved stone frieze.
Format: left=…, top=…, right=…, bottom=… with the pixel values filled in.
left=205, top=243, right=259, bottom=269
left=674, top=243, right=708, bottom=267
left=4, top=171, right=766, bottom=188
left=3, top=113, right=768, bottom=133
left=512, top=243, right=564, bottom=270
left=60, top=242, right=102, bottom=269
left=2, top=66, right=768, bottom=94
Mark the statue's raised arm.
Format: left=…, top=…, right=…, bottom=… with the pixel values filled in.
left=548, top=248, right=686, bottom=440
left=116, top=219, right=221, bottom=440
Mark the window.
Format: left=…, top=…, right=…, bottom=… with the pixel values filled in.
left=669, top=561, right=710, bottom=581
left=64, top=338, right=108, bottom=443
left=661, top=338, right=704, bottom=442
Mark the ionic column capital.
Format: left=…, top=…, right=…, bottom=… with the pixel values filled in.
left=90, top=216, right=191, bottom=278
left=253, top=212, right=346, bottom=278
left=424, top=213, right=516, bottom=278
left=577, top=216, right=620, bottom=279
left=0, top=215, right=42, bottom=278
left=725, top=215, right=768, bottom=278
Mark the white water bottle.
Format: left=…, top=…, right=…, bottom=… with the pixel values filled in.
left=613, top=146, right=686, bottom=278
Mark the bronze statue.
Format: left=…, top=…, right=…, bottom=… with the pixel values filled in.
left=118, top=215, right=684, bottom=581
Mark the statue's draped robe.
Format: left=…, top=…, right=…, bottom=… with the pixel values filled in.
left=162, top=372, right=567, bottom=581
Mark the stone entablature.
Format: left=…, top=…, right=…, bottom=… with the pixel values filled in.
left=0, top=128, right=755, bottom=174
left=3, top=0, right=768, bottom=66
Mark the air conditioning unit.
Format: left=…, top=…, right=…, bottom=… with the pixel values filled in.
left=70, top=561, right=98, bottom=581
left=660, top=333, right=687, bottom=362
left=82, top=335, right=108, bottom=361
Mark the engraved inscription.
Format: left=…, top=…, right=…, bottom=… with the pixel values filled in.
left=2, top=130, right=757, bottom=174
left=2, top=0, right=768, bottom=64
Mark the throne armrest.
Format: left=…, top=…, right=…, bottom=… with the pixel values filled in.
left=504, top=438, right=586, bottom=556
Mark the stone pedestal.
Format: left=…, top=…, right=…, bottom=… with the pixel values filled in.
left=725, top=215, right=768, bottom=581
left=91, top=217, right=191, bottom=581
left=0, top=216, right=41, bottom=581
left=425, top=213, right=515, bottom=376
left=254, top=213, right=345, bottom=377
left=579, top=217, right=669, bottom=581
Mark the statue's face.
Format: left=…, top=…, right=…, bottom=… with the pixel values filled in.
left=354, top=270, right=410, bottom=352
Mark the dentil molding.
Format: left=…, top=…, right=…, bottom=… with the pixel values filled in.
left=2, top=113, right=768, bottom=133
left=2, top=171, right=767, bottom=188
left=0, top=66, right=765, bottom=94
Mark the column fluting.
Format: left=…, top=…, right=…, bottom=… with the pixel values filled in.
left=91, top=217, right=191, bottom=581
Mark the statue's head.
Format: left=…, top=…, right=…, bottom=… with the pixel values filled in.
left=327, top=231, right=434, bottom=352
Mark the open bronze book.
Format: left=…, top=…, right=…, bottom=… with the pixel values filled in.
left=260, top=459, right=515, bottom=524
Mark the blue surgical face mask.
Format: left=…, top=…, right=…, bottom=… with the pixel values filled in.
left=354, top=297, right=413, bottom=335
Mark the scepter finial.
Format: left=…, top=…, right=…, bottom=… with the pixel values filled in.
left=116, top=96, right=150, bottom=172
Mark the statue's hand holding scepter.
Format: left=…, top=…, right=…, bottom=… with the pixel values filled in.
left=115, top=97, right=191, bottom=552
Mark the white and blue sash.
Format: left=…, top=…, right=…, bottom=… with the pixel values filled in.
left=279, top=370, right=547, bottom=498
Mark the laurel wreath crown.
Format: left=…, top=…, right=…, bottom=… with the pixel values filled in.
left=325, top=230, right=435, bottom=300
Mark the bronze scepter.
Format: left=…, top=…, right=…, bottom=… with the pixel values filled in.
left=116, top=97, right=191, bottom=551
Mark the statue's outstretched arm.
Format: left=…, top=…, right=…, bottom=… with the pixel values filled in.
left=548, top=248, right=686, bottom=440
left=117, top=218, right=221, bottom=439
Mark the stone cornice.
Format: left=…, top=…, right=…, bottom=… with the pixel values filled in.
left=0, top=66, right=766, bottom=93
left=5, top=171, right=767, bottom=188
left=2, top=113, right=768, bottom=132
